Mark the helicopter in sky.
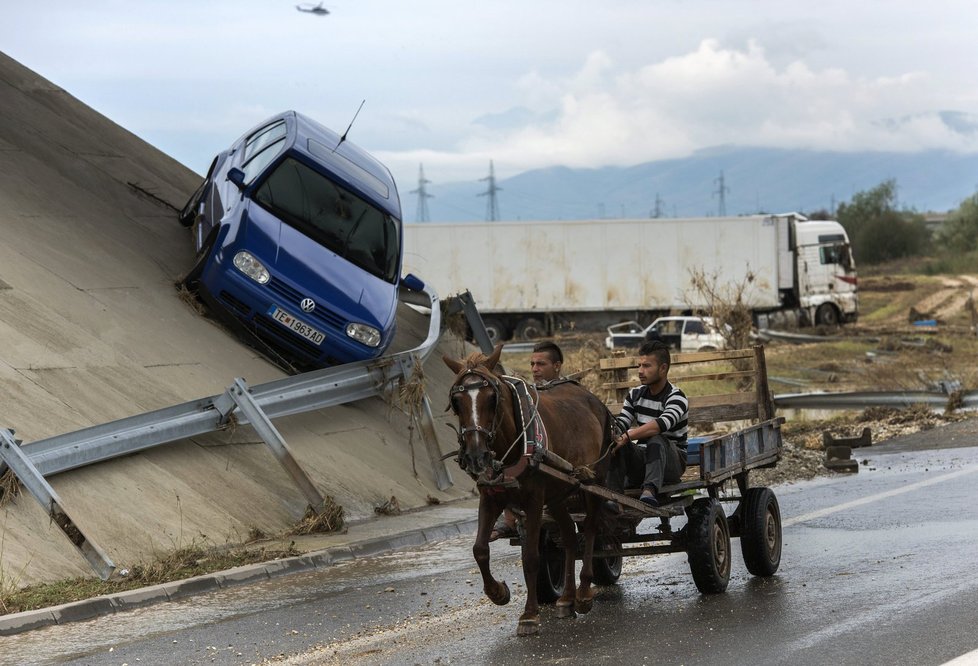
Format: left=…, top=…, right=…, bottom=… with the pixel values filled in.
left=296, top=2, right=329, bottom=15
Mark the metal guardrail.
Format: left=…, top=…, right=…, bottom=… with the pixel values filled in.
left=774, top=390, right=978, bottom=411
left=0, top=283, right=458, bottom=579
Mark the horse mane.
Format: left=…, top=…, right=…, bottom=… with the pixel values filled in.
left=462, top=350, right=493, bottom=371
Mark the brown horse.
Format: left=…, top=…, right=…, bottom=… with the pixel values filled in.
left=443, top=343, right=615, bottom=636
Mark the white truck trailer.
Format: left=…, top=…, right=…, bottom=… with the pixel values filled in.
left=403, top=214, right=858, bottom=341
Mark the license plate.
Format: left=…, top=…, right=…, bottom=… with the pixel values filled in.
left=267, top=306, right=325, bottom=345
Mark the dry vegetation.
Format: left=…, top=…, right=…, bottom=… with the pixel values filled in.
left=505, top=271, right=978, bottom=488
left=3, top=272, right=976, bottom=615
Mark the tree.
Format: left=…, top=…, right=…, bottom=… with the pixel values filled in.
left=937, top=192, right=978, bottom=254
left=835, top=180, right=930, bottom=264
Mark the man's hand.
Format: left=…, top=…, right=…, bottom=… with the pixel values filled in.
left=611, top=430, right=630, bottom=453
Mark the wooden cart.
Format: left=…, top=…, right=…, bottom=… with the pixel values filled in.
left=514, top=345, right=785, bottom=601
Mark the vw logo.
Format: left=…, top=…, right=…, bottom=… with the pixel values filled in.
left=300, top=298, right=316, bottom=313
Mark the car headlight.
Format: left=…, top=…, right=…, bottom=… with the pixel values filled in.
left=346, top=322, right=381, bottom=347
left=233, top=251, right=270, bottom=284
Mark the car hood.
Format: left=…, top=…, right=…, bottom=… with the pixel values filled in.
left=239, top=204, right=398, bottom=330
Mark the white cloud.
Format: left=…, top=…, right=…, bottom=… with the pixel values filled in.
left=381, top=37, right=977, bottom=187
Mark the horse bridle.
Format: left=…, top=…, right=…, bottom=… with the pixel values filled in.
left=446, top=368, right=525, bottom=473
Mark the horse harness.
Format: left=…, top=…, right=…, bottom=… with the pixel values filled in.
left=448, top=369, right=549, bottom=488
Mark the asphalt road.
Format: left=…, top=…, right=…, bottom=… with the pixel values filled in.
left=6, top=439, right=978, bottom=666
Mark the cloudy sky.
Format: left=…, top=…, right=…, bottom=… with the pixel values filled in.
left=3, top=1, right=978, bottom=192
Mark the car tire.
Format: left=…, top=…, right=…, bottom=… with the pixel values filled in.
left=178, top=178, right=209, bottom=228
left=180, top=227, right=217, bottom=291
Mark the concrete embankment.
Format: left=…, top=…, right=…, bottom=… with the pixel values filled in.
left=0, top=52, right=474, bottom=584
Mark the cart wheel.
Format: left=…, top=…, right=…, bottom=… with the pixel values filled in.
left=686, top=497, right=731, bottom=594
left=740, top=487, right=782, bottom=576
left=592, top=535, right=623, bottom=585
left=536, top=527, right=565, bottom=604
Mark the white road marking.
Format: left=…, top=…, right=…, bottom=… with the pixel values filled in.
left=783, top=463, right=978, bottom=528
left=944, top=648, right=978, bottom=665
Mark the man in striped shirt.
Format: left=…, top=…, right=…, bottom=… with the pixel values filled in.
left=607, top=340, right=688, bottom=508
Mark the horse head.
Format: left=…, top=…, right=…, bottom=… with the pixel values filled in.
left=443, top=343, right=515, bottom=478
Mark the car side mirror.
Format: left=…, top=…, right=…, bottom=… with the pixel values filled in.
left=227, top=167, right=246, bottom=191
left=400, top=273, right=425, bottom=291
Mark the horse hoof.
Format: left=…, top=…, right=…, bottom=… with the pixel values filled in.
left=575, top=596, right=594, bottom=615
left=488, top=581, right=511, bottom=606
left=555, top=601, right=576, bottom=619
left=517, top=618, right=540, bottom=637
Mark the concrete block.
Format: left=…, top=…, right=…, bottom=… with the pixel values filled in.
left=50, top=597, right=116, bottom=624
left=350, top=539, right=394, bottom=559
left=825, top=458, right=859, bottom=473
left=825, top=445, right=853, bottom=461
left=162, top=575, right=220, bottom=600
left=823, top=427, right=872, bottom=449
left=214, top=564, right=270, bottom=588
left=0, top=609, right=57, bottom=636
left=109, top=583, right=170, bottom=609
left=263, top=556, right=317, bottom=578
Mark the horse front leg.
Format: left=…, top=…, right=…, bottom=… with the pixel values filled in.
left=575, top=493, right=601, bottom=615
left=474, top=489, right=510, bottom=607
left=517, top=492, right=545, bottom=637
left=548, top=501, right=579, bottom=619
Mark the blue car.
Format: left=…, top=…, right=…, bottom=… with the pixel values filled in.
left=178, top=110, right=403, bottom=369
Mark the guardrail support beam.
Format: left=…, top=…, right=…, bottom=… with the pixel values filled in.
left=0, top=430, right=116, bottom=580
left=225, top=379, right=326, bottom=511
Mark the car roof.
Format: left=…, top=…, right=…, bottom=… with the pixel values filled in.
left=279, top=111, right=402, bottom=220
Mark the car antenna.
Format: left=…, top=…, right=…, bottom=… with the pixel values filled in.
left=334, top=99, right=365, bottom=151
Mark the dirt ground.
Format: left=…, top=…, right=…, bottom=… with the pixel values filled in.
left=505, top=271, right=978, bottom=487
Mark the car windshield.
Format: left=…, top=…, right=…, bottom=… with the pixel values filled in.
left=253, top=156, right=400, bottom=282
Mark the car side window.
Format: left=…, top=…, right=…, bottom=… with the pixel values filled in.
left=244, top=121, right=287, bottom=163
left=685, top=319, right=706, bottom=334
left=241, top=137, right=286, bottom=184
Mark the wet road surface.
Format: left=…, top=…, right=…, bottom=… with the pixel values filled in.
left=6, top=444, right=978, bottom=665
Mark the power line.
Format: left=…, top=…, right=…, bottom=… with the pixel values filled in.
left=478, top=160, right=501, bottom=221
left=409, top=163, right=433, bottom=222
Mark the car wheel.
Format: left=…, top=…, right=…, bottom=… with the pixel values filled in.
left=178, top=178, right=209, bottom=228
left=180, top=227, right=217, bottom=291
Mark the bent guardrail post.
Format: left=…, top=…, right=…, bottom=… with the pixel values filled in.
left=455, top=290, right=495, bottom=355
left=0, top=430, right=116, bottom=581
left=224, top=378, right=326, bottom=510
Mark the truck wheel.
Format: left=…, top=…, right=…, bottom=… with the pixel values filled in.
left=686, top=497, right=731, bottom=594
left=536, top=527, right=565, bottom=604
left=481, top=317, right=508, bottom=344
left=816, top=303, right=840, bottom=326
left=740, top=487, right=782, bottom=576
left=592, top=535, right=622, bottom=585
left=515, top=318, right=545, bottom=340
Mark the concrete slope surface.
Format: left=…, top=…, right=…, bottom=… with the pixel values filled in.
left=0, top=52, right=474, bottom=585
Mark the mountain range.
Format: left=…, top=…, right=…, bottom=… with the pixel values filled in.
left=407, top=146, right=978, bottom=223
